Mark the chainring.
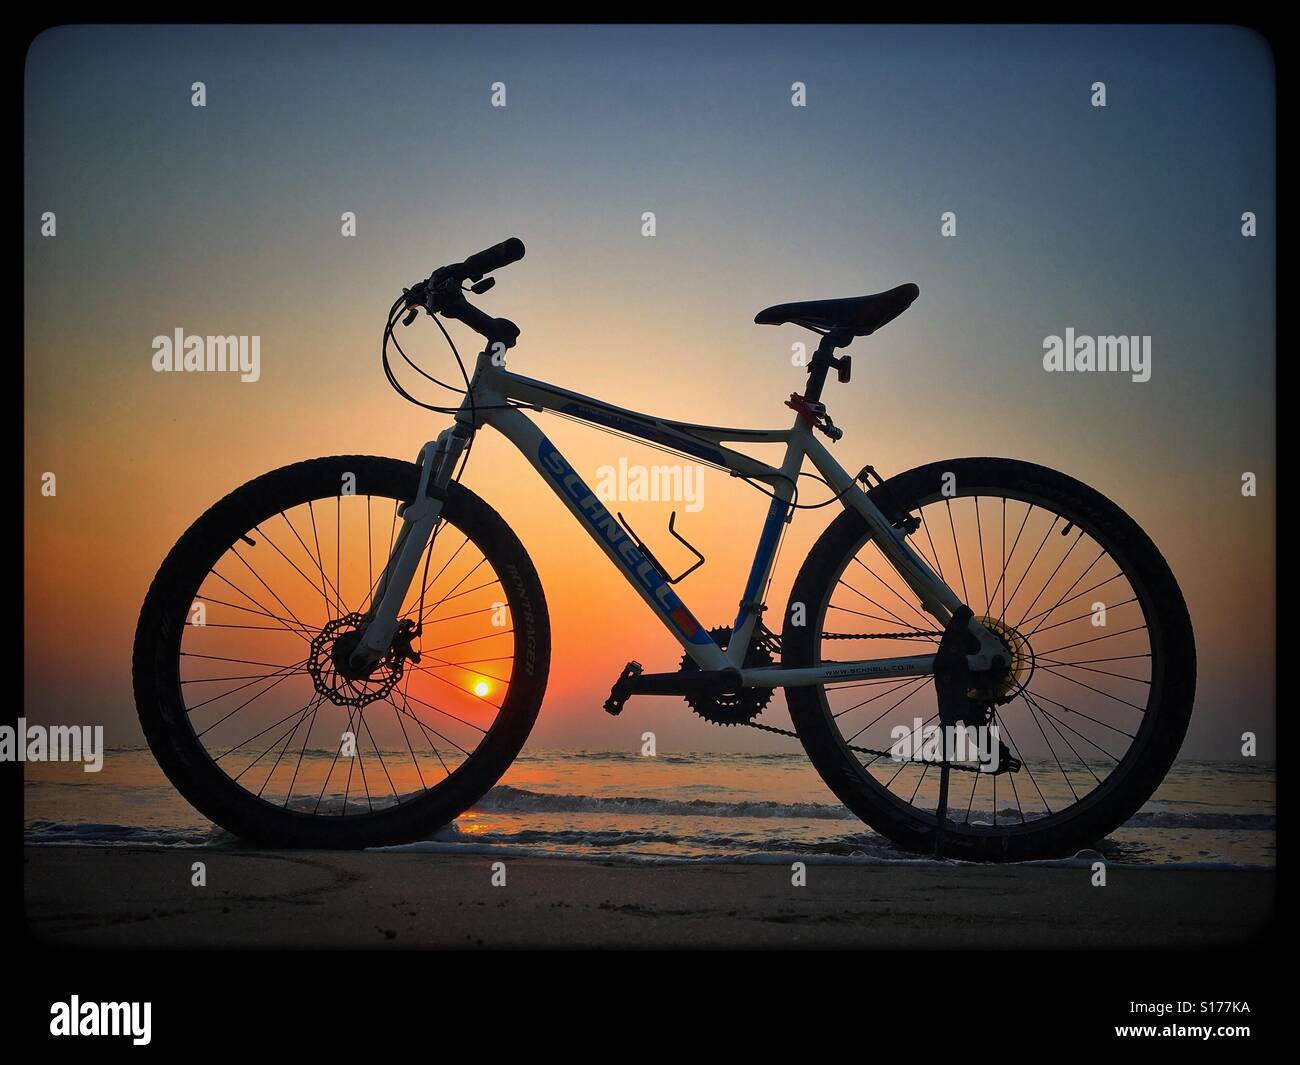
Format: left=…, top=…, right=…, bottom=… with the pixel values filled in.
left=679, top=625, right=776, bottom=726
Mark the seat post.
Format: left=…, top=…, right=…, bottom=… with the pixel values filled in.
left=803, top=329, right=851, bottom=403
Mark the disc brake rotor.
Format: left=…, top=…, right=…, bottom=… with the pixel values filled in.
left=307, top=612, right=407, bottom=709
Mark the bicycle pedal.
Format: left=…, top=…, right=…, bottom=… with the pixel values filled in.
left=603, top=661, right=644, bottom=716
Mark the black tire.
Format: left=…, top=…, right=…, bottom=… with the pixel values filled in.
left=782, top=457, right=1195, bottom=861
left=133, top=456, right=550, bottom=848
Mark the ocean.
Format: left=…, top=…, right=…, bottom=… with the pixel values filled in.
left=23, top=748, right=1275, bottom=867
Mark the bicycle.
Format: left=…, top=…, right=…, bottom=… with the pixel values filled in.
left=133, top=238, right=1196, bottom=859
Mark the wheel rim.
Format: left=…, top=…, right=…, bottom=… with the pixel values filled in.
left=813, top=485, right=1165, bottom=840
left=173, top=486, right=520, bottom=820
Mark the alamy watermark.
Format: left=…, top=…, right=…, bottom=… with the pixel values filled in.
left=50, top=997, right=151, bottom=1045
left=1042, top=329, right=1150, bottom=383
left=890, top=718, right=1002, bottom=773
left=0, top=719, right=104, bottom=772
left=152, top=328, right=261, bottom=382
left=594, top=457, right=704, bottom=512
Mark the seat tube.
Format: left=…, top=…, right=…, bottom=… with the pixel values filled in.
left=730, top=423, right=806, bottom=662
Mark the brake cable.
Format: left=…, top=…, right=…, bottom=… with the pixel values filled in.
left=540, top=407, right=852, bottom=513
left=380, top=289, right=481, bottom=630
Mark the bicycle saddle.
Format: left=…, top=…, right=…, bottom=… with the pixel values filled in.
left=754, top=283, right=919, bottom=337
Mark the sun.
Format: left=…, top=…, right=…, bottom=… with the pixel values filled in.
left=472, top=680, right=491, bottom=698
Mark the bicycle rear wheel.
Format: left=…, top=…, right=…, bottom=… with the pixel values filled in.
left=133, top=455, right=550, bottom=848
left=782, top=457, right=1195, bottom=860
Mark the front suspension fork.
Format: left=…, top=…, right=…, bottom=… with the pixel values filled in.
left=350, top=424, right=471, bottom=669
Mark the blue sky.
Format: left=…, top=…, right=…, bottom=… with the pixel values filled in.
left=25, top=24, right=1274, bottom=755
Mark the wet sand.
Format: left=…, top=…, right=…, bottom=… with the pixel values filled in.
left=23, top=845, right=1273, bottom=949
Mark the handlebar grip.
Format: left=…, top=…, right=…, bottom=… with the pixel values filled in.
left=460, top=237, right=525, bottom=280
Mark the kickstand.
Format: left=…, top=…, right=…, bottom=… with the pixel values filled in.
left=931, top=604, right=972, bottom=862
left=934, top=762, right=950, bottom=859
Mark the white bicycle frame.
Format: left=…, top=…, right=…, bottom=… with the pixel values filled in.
left=357, top=346, right=1004, bottom=685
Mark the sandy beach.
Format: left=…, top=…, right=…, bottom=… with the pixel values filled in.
left=24, top=845, right=1273, bottom=950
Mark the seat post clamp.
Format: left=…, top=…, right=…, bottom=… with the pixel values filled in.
left=785, top=393, right=844, bottom=441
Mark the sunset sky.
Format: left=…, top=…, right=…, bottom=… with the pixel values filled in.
left=24, top=24, right=1274, bottom=757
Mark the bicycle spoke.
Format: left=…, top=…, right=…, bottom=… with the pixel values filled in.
left=1027, top=596, right=1137, bottom=638
left=844, top=676, right=931, bottom=746
left=849, top=557, right=934, bottom=629
left=1002, top=514, right=1058, bottom=621
left=918, top=509, right=947, bottom=583
left=394, top=679, right=452, bottom=777
left=1024, top=691, right=1102, bottom=787
left=1023, top=689, right=1135, bottom=745
left=1014, top=527, right=1084, bottom=631
left=988, top=503, right=1032, bottom=624
left=974, top=496, right=990, bottom=616
left=205, top=571, right=314, bottom=643
left=189, top=593, right=315, bottom=639
left=1023, top=692, right=1125, bottom=762
left=1040, top=666, right=1150, bottom=708
left=284, top=694, right=327, bottom=808
left=945, top=498, right=970, bottom=606
left=184, top=660, right=310, bottom=713
left=306, top=500, right=339, bottom=622
left=836, top=580, right=926, bottom=633
left=831, top=676, right=927, bottom=721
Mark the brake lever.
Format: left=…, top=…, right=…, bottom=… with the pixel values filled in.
left=400, top=282, right=428, bottom=327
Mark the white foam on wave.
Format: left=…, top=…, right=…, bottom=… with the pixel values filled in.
left=473, top=784, right=856, bottom=820
left=24, top=819, right=231, bottom=847
left=472, top=785, right=1275, bottom=831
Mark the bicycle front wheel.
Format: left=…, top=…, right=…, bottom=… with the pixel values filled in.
left=782, top=457, right=1195, bottom=861
left=133, top=455, right=550, bottom=848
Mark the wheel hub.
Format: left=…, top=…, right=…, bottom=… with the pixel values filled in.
left=307, top=612, right=408, bottom=709
left=968, top=615, right=1035, bottom=704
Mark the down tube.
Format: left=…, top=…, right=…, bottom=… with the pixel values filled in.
left=485, top=405, right=727, bottom=670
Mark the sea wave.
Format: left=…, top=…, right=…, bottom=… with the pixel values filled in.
left=23, top=791, right=1274, bottom=854
left=24, top=819, right=231, bottom=847
left=474, top=784, right=856, bottom=820
left=473, top=785, right=1275, bottom=830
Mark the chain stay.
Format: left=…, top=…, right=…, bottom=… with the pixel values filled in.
left=740, top=719, right=985, bottom=774
left=820, top=630, right=942, bottom=640
left=739, top=627, right=981, bottom=774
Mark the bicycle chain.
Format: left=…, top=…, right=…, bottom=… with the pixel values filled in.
left=739, top=718, right=984, bottom=774
left=819, top=630, right=942, bottom=640
left=736, top=628, right=984, bottom=775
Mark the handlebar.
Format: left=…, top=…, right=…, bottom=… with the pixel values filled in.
left=440, top=298, right=521, bottom=349
left=405, top=237, right=526, bottom=349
